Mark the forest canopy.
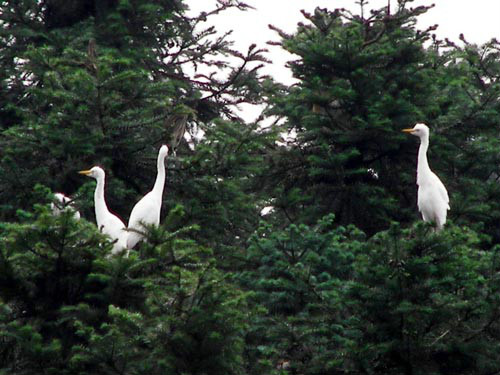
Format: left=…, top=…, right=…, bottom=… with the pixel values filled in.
left=2, top=0, right=500, bottom=374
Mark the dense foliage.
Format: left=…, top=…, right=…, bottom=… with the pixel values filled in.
left=2, top=0, right=500, bottom=374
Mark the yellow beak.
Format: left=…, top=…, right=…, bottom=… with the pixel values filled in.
left=78, top=170, right=92, bottom=175
left=402, top=128, right=414, bottom=133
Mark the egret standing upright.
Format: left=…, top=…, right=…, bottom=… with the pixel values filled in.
left=402, top=123, right=450, bottom=230
left=127, top=145, right=169, bottom=249
left=78, top=166, right=128, bottom=254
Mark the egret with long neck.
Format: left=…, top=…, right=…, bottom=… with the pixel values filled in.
left=78, top=166, right=128, bottom=254
left=127, top=145, right=169, bottom=249
left=402, top=123, right=450, bottom=230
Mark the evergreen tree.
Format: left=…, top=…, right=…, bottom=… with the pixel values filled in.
left=0, top=0, right=270, bottom=243
left=264, top=3, right=441, bottom=233
left=240, top=215, right=362, bottom=374
left=3, top=0, right=500, bottom=373
left=429, top=36, right=500, bottom=243
left=174, top=117, right=275, bottom=265
left=240, top=216, right=500, bottom=375
left=0, top=1, right=267, bottom=372
left=264, top=2, right=500, bottom=246
left=0, top=198, right=250, bottom=374
left=344, top=223, right=500, bottom=375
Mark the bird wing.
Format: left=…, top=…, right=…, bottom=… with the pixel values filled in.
left=127, top=192, right=161, bottom=249
left=101, top=213, right=128, bottom=253
left=101, top=213, right=126, bottom=239
left=128, top=192, right=160, bottom=228
left=433, top=173, right=450, bottom=209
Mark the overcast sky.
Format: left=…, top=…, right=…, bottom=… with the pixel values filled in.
left=186, top=1, right=500, bottom=80
left=185, top=1, right=500, bottom=120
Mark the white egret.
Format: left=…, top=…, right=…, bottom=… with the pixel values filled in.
left=402, top=123, right=450, bottom=230
left=127, top=145, right=169, bottom=249
left=78, top=166, right=128, bottom=255
left=51, top=192, right=81, bottom=220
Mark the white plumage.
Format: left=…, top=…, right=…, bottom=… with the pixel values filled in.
left=403, top=123, right=450, bottom=230
left=51, top=192, right=81, bottom=220
left=127, top=145, right=169, bottom=249
left=78, top=166, right=128, bottom=255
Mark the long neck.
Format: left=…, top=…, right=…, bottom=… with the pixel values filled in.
left=152, top=153, right=166, bottom=195
left=94, top=175, right=109, bottom=225
left=417, top=135, right=431, bottom=184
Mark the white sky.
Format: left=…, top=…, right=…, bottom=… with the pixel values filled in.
left=185, top=0, right=500, bottom=120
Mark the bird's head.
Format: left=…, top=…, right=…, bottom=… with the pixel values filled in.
left=54, top=192, right=69, bottom=204
left=402, top=123, right=429, bottom=139
left=52, top=193, right=69, bottom=212
left=78, top=166, right=105, bottom=180
left=159, top=144, right=169, bottom=157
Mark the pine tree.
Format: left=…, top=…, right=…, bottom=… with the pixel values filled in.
left=239, top=215, right=500, bottom=374
left=243, top=3, right=500, bottom=373
left=0, top=197, right=126, bottom=373
left=343, top=222, right=500, bottom=374
left=0, top=0, right=270, bottom=235
left=4, top=0, right=500, bottom=373
left=1, top=1, right=268, bottom=373
left=264, top=3, right=440, bottom=234
left=0, top=197, right=251, bottom=374
left=239, top=214, right=362, bottom=374
left=428, top=36, right=500, bottom=243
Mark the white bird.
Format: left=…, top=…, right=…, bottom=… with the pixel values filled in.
left=127, top=145, right=169, bottom=249
left=51, top=192, right=81, bottom=220
left=78, top=166, right=128, bottom=255
left=402, top=123, right=450, bottom=230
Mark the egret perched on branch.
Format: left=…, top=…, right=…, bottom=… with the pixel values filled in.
left=51, top=193, right=81, bottom=220
left=402, top=123, right=450, bottom=230
left=127, top=145, right=169, bottom=249
left=78, top=166, right=128, bottom=255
